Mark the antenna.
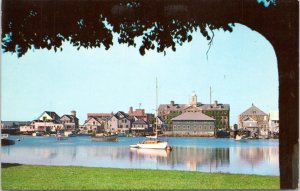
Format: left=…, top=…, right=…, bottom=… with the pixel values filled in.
left=138, top=103, right=141, bottom=109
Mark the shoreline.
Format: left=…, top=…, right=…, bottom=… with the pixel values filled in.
left=1, top=162, right=279, bottom=176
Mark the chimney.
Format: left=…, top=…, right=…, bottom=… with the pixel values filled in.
left=71, top=110, right=76, bottom=117
left=170, top=101, right=175, bottom=106
left=214, top=100, right=218, bottom=106
left=129, top=106, right=133, bottom=114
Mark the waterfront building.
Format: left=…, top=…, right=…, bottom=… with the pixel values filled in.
left=87, top=113, right=113, bottom=121
left=81, top=117, right=103, bottom=132
left=158, top=100, right=185, bottom=130
left=131, top=119, right=148, bottom=134
left=237, top=104, right=269, bottom=135
left=171, top=112, right=215, bottom=136
left=60, top=111, right=79, bottom=130
left=108, top=111, right=131, bottom=134
left=20, top=125, right=35, bottom=133
left=158, top=92, right=230, bottom=130
left=32, top=111, right=63, bottom=132
left=1, top=121, right=31, bottom=129
left=128, top=107, right=147, bottom=121
left=84, top=113, right=113, bottom=131
left=1, top=121, right=31, bottom=134
left=128, top=106, right=155, bottom=127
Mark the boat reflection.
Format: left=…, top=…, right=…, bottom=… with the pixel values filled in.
left=130, top=148, right=169, bottom=158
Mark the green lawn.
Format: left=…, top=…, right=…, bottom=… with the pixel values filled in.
left=1, top=163, right=279, bottom=190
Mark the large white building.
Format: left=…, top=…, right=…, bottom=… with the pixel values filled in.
left=269, top=111, right=279, bottom=133
left=237, top=104, right=269, bottom=136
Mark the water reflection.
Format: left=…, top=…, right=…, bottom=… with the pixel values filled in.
left=236, top=147, right=279, bottom=168
left=1, top=144, right=279, bottom=175
left=166, top=147, right=230, bottom=171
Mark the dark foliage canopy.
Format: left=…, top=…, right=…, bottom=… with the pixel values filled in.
left=1, top=0, right=282, bottom=57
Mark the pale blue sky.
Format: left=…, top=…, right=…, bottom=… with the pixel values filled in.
left=2, top=23, right=278, bottom=125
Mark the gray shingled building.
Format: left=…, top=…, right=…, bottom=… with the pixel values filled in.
left=172, top=112, right=215, bottom=136
left=158, top=93, right=230, bottom=130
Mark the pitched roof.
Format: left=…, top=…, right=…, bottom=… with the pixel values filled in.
left=84, top=117, right=101, bottom=125
left=198, top=103, right=230, bottom=110
left=159, top=103, right=230, bottom=111
left=61, top=114, right=78, bottom=121
left=132, top=119, right=147, bottom=125
left=172, top=112, right=215, bottom=121
left=114, top=111, right=130, bottom=120
left=45, top=111, right=60, bottom=120
left=158, top=104, right=187, bottom=111
left=87, top=113, right=113, bottom=118
left=242, top=117, right=257, bottom=122
left=239, top=104, right=268, bottom=116
left=37, top=111, right=60, bottom=122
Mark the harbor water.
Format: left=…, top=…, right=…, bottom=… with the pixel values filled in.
left=1, top=136, right=279, bottom=176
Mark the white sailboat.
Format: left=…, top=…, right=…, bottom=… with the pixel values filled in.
left=130, top=78, right=169, bottom=150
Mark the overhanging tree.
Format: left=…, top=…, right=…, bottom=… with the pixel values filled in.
left=1, top=0, right=298, bottom=188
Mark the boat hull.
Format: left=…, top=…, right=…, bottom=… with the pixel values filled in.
left=56, top=136, right=68, bottom=140
left=1, top=139, right=15, bottom=146
left=137, top=142, right=168, bottom=149
left=91, top=134, right=118, bottom=142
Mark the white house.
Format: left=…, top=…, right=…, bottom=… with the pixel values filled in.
left=33, top=111, right=62, bottom=132
left=269, top=111, right=279, bottom=133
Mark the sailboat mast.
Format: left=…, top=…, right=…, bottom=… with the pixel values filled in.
left=210, top=86, right=212, bottom=104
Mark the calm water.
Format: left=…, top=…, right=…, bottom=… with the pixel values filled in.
left=1, top=136, right=279, bottom=176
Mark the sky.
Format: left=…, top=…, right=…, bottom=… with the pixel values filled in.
left=1, top=23, right=278, bottom=125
